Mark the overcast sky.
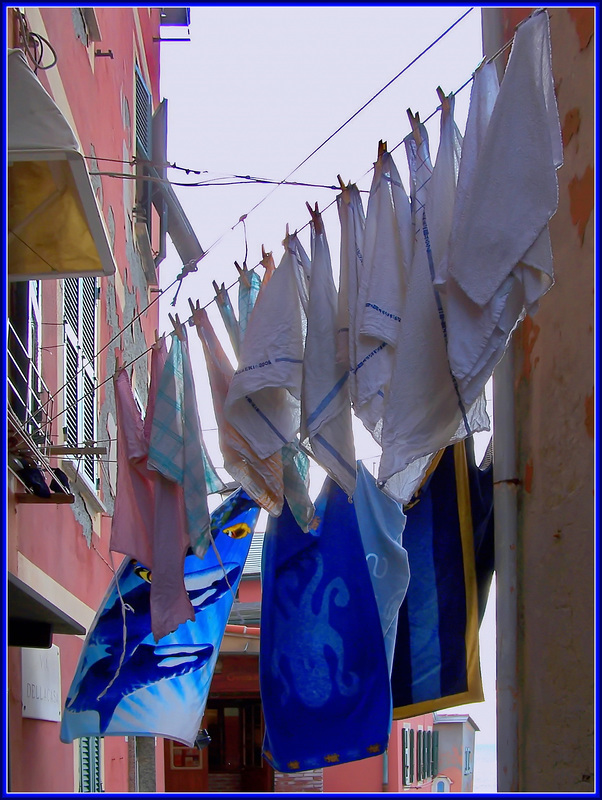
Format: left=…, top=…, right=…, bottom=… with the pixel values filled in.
left=158, top=5, right=496, bottom=748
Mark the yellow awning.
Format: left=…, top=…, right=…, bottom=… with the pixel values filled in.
left=8, top=49, right=116, bottom=281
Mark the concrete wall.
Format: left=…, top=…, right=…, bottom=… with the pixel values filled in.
left=482, top=7, right=595, bottom=793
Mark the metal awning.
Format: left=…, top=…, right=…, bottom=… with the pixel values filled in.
left=7, top=49, right=116, bottom=281
left=8, top=572, right=86, bottom=649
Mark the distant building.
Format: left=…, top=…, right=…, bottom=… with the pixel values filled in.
left=432, top=713, right=480, bottom=793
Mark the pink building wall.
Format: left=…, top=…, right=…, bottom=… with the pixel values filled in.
left=7, top=7, right=164, bottom=792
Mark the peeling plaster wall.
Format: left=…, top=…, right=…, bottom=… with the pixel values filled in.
left=484, top=7, right=594, bottom=792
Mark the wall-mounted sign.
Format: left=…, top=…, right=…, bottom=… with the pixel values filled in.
left=21, top=644, right=62, bottom=721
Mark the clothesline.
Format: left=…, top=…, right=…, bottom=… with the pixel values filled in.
left=44, top=19, right=521, bottom=433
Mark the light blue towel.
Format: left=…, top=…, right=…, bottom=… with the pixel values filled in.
left=148, top=335, right=224, bottom=557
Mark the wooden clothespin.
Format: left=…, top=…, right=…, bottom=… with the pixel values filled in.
left=306, top=201, right=323, bottom=235
left=406, top=108, right=423, bottom=147
left=436, top=86, right=451, bottom=114
left=282, top=223, right=291, bottom=247
left=168, top=313, right=186, bottom=341
left=337, top=174, right=351, bottom=205
left=377, top=140, right=387, bottom=160
left=234, top=260, right=251, bottom=289
left=187, top=297, right=204, bottom=330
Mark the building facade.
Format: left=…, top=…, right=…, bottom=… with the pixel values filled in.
left=6, top=7, right=195, bottom=792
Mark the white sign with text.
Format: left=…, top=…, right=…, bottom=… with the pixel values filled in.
left=21, top=644, right=62, bottom=722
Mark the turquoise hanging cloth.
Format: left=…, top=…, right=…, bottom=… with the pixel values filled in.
left=60, top=489, right=260, bottom=747
left=260, top=474, right=392, bottom=773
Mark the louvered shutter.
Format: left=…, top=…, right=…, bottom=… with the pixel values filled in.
left=417, top=730, right=422, bottom=780
left=426, top=730, right=432, bottom=777
left=431, top=730, right=439, bottom=776
left=402, top=728, right=410, bottom=786
left=63, top=277, right=97, bottom=486
left=409, top=729, right=415, bottom=784
left=79, top=735, right=102, bottom=792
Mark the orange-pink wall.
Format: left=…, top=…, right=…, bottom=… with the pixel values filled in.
left=8, top=6, right=162, bottom=793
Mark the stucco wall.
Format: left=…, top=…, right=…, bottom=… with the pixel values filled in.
left=482, top=7, right=594, bottom=793
left=7, top=6, right=162, bottom=793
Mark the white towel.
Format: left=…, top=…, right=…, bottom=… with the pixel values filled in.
left=194, top=306, right=285, bottom=516
left=224, top=238, right=304, bottom=460
left=359, top=150, right=412, bottom=347
left=378, top=120, right=489, bottom=503
left=335, top=183, right=365, bottom=381
left=447, top=9, right=562, bottom=308
left=442, top=13, right=562, bottom=407
left=302, top=214, right=356, bottom=498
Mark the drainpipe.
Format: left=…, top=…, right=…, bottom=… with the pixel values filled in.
left=493, top=347, right=519, bottom=791
left=382, top=749, right=389, bottom=792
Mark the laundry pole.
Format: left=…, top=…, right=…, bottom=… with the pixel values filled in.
left=492, top=347, right=519, bottom=791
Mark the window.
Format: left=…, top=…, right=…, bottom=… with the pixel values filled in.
left=464, top=746, right=473, bottom=774
left=8, top=281, right=47, bottom=440
left=63, top=276, right=97, bottom=485
left=79, top=735, right=102, bottom=792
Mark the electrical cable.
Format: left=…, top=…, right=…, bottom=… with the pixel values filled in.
left=42, top=10, right=515, bottom=431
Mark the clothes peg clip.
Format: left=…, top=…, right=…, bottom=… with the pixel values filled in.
left=188, top=297, right=205, bottom=329
left=436, top=86, right=451, bottom=114
left=377, top=140, right=387, bottom=160
left=114, top=348, right=124, bottom=372
left=337, top=174, right=351, bottom=205
left=234, top=261, right=251, bottom=289
left=168, top=313, right=186, bottom=341
left=306, top=201, right=323, bottom=235
left=406, top=108, right=423, bottom=147
left=282, top=223, right=291, bottom=247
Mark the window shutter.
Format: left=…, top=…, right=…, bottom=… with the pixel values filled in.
left=426, top=730, right=432, bottom=777
left=63, top=278, right=97, bottom=486
left=417, top=730, right=422, bottom=780
left=402, top=728, right=409, bottom=786
left=432, top=730, right=439, bottom=775
left=409, top=729, right=415, bottom=784
left=79, top=736, right=102, bottom=792
left=135, top=66, right=152, bottom=159
left=65, top=338, right=79, bottom=446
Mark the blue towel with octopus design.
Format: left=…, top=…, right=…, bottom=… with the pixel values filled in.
left=260, top=474, right=392, bottom=773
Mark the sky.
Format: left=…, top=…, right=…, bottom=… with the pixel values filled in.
left=157, top=5, right=497, bottom=748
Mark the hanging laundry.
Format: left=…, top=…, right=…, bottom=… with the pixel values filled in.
left=192, top=304, right=285, bottom=516
left=260, top=474, right=392, bottom=774
left=281, top=440, right=315, bottom=532
left=237, top=263, right=261, bottom=343
left=354, top=462, right=410, bottom=674
left=148, top=332, right=225, bottom=559
left=286, top=229, right=312, bottom=316
left=147, top=340, right=197, bottom=641
left=390, top=440, right=487, bottom=719
left=214, top=281, right=241, bottom=358
left=335, top=182, right=364, bottom=371
left=359, top=149, right=412, bottom=351
left=60, top=489, right=260, bottom=747
left=443, top=10, right=562, bottom=407
left=378, top=111, right=489, bottom=505
left=111, top=366, right=155, bottom=570
left=224, top=236, right=304, bottom=460
left=301, top=209, right=356, bottom=498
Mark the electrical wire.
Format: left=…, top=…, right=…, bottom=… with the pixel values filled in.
left=41, top=9, right=515, bottom=430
